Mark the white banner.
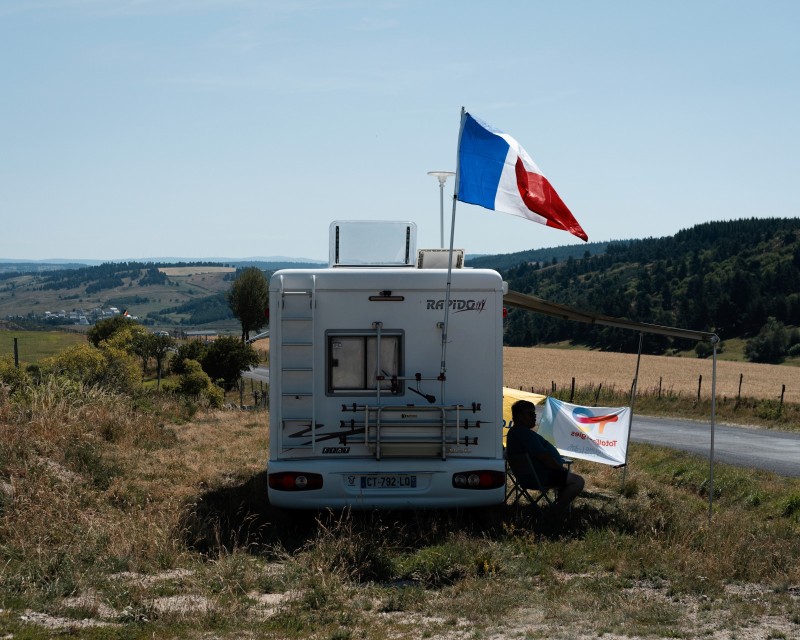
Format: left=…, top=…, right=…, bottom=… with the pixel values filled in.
left=539, top=397, right=631, bottom=466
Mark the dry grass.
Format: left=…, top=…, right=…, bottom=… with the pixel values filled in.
left=2, top=369, right=799, bottom=638
left=505, top=346, right=800, bottom=404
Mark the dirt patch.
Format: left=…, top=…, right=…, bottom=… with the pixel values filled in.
left=19, top=609, right=119, bottom=631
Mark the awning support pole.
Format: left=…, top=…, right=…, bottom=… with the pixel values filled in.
left=621, top=332, right=644, bottom=492
left=708, top=338, right=718, bottom=523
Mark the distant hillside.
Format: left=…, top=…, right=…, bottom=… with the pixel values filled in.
left=0, top=258, right=324, bottom=275
left=0, top=261, right=319, bottom=330
left=3, top=220, right=800, bottom=358
left=497, top=217, right=800, bottom=355
left=0, top=262, right=93, bottom=274
left=465, top=240, right=610, bottom=270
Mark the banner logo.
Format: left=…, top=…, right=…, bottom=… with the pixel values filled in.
left=571, top=407, right=619, bottom=434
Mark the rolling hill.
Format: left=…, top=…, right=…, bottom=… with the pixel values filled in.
left=2, top=219, right=799, bottom=360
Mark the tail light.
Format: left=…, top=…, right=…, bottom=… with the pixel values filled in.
left=269, top=472, right=323, bottom=491
left=452, top=470, right=505, bottom=490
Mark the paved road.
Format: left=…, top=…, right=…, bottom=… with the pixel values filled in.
left=630, top=416, right=800, bottom=477
left=242, top=365, right=270, bottom=384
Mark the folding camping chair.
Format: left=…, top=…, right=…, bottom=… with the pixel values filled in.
left=505, top=453, right=556, bottom=512
left=505, top=453, right=574, bottom=516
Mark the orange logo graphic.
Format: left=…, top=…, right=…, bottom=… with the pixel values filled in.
left=572, top=408, right=619, bottom=434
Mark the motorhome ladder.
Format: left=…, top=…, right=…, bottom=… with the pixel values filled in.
left=278, top=274, right=316, bottom=451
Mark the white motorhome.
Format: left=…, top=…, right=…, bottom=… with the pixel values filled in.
left=267, top=221, right=506, bottom=509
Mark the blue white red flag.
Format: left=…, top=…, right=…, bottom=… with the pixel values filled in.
left=457, top=112, right=588, bottom=241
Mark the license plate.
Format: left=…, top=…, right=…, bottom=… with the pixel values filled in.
left=360, top=474, right=417, bottom=489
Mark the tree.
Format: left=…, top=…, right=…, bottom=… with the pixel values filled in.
left=170, top=340, right=208, bottom=375
left=745, top=317, right=789, bottom=364
left=131, top=332, right=174, bottom=388
left=201, top=336, right=260, bottom=390
left=227, top=267, right=269, bottom=342
left=87, top=315, right=137, bottom=347
left=150, top=334, right=173, bottom=389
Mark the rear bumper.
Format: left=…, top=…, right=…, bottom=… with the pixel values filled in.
left=267, top=458, right=505, bottom=509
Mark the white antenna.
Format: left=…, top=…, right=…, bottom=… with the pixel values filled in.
left=427, top=171, right=455, bottom=248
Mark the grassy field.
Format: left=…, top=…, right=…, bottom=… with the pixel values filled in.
left=0, top=330, right=86, bottom=364
left=1, top=392, right=798, bottom=639
left=1, top=364, right=799, bottom=638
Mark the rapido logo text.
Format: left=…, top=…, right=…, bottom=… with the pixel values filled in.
left=426, top=298, right=486, bottom=313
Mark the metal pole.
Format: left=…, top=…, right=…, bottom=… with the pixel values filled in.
left=437, top=109, right=466, bottom=404
left=439, top=180, right=445, bottom=248
left=428, top=171, right=455, bottom=249
left=709, top=339, right=718, bottom=523
left=621, top=332, right=644, bottom=490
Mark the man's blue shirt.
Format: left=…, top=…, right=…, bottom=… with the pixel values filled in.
left=506, top=425, right=566, bottom=487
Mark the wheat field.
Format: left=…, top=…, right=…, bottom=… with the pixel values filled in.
left=249, top=338, right=798, bottom=403
left=504, top=346, right=800, bottom=404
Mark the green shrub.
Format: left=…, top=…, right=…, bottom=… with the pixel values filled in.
left=396, top=543, right=470, bottom=587
left=0, top=356, right=31, bottom=392
left=38, top=343, right=140, bottom=394
left=40, top=344, right=106, bottom=385
left=176, top=359, right=223, bottom=408
left=745, top=317, right=789, bottom=363
left=782, top=494, right=800, bottom=521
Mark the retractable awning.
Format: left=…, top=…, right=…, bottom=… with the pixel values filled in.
left=503, top=287, right=720, bottom=522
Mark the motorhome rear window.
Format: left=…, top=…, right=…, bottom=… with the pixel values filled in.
left=327, top=332, right=403, bottom=394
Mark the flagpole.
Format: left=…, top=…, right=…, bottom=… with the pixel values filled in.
left=439, top=107, right=467, bottom=404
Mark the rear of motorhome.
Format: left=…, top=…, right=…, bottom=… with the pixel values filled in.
left=267, top=221, right=506, bottom=509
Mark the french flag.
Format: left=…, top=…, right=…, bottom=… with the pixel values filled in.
left=457, top=112, right=588, bottom=242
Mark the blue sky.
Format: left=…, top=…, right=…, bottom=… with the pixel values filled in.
left=1, top=1, right=798, bottom=262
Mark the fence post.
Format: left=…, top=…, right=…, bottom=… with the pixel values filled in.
left=593, top=383, right=602, bottom=406
left=551, top=381, right=556, bottom=394
left=658, top=376, right=662, bottom=399
left=569, top=377, right=575, bottom=403
left=697, top=374, right=702, bottom=402
left=14, top=337, right=19, bottom=369
left=736, top=373, right=743, bottom=408
left=780, top=384, right=786, bottom=411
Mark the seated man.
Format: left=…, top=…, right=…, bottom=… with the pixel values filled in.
left=507, top=399, right=584, bottom=510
